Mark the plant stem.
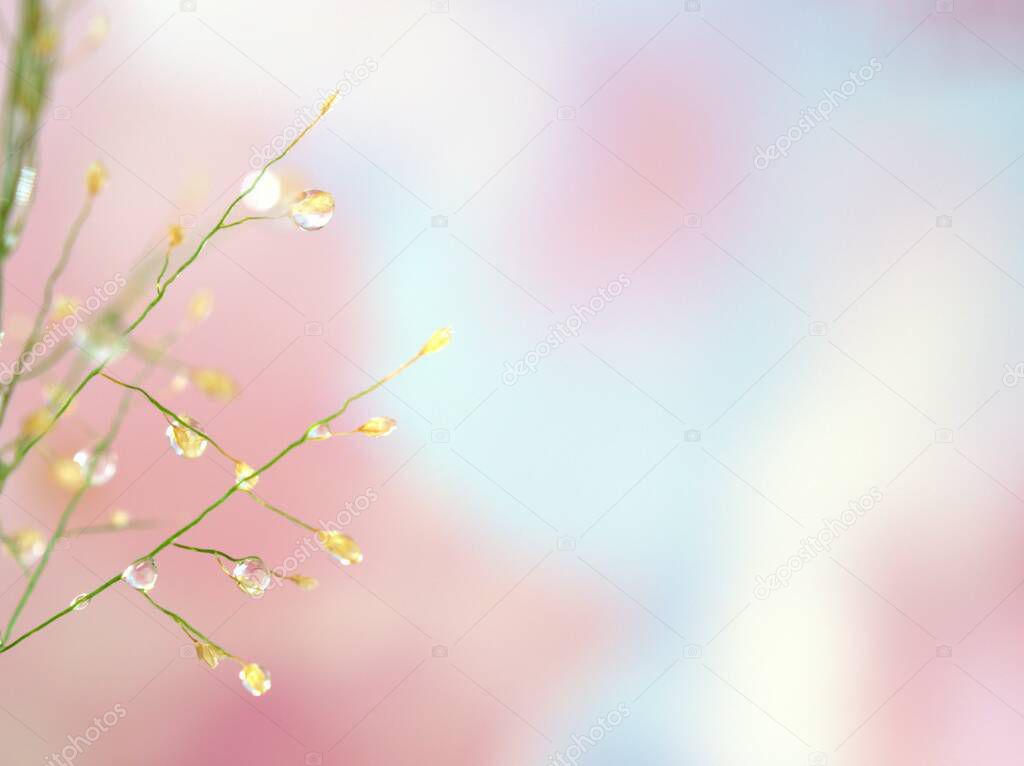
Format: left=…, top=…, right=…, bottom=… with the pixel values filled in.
left=172, top=543, right=245, bottom=563
left=0, top=348, right=427, bottom=653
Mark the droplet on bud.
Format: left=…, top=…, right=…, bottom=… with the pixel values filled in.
left=306, top=423, right=332, bottom=441
left=73, top=449, right=118, bottom=486
left=232, top=557, right=272, bottom=597
left=74, top=323, right=126, bottom=365
left=239, top=663, right=271, bottom=696
left=122, top=558, right=158, bottom=592
left=8, top=528, right=45, bottom=566
left=289, top=190, right=334, bottom=231
left=167, top=224, right=184, bottom=248
left=240, top=170, right=281, bottom=212
left=316, top=530, right=363, bottom=566
left=70, top=593, right=91, bottom=611
left=355, top=417, right=397, bottom=438
left=234, top=462, right=259, bottom=492
left=51, top=457, right=86, bottom=491
left=166, top=417, right=208, bottom=459
left=419, top=326, right=453, bottom=357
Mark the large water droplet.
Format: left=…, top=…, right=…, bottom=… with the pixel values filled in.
left=289, top=190, right=334, bottom=231
left=121, top=558, right=158, bottom=592
left=306, top=423, right=332, bottom=441
left=73, top=449, right=117, bottom=486
left=166, top=417, right=208, bottom=459
left=232, top=557, right=272, bottom=598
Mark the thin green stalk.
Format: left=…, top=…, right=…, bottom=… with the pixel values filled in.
left=4, top=93, right=334, bottom=477
left=141, top=592, right=229, bottom=655
left=0, top=351, right=426, bottom=653
left=0, top=194, right=94, bottom=427
left=173, top=543, right=245, bottom=563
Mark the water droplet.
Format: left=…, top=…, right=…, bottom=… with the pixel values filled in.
left=121, top=558, right=158, bottom=592
left=241, top=170, right=281, bottom=212
left=14, top=166, right=36, bottom=205
left=166, top=417, right=208, bottom=459
left=70, top=593, right=91, bottom=610
left=234, top=461, right=259, bottom=492
left=232, top=557, right=272, bottom=598
left=289, top=190, right=334, bottom=231
left=306, top=423, right=332, bottom=441
left=73, top=449, right=117, bottom=486
left=239, top=663, right=271, bottom=696
left=74, top=323, right=126, bottom=365
left=9, top=529, right=45, bottom=566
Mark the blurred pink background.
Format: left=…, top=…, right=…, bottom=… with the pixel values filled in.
left=1, top=0, right=1024, bottom=763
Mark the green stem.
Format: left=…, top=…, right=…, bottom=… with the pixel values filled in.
left=0, top=355, right=424, bottom=653
left=141, top=592, right=229, bottom=655
left=172, top=543, right=245, bottom=563
left=0, top=194, right=93, bottom=427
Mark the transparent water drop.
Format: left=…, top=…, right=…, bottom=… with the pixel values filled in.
left=74, top=324, right=126, bottom=365
left=289, top=190, right=334, bottom=231
left=240, top=170, right=281, bottom=212
left=234, top=461, right=259, bottom=492
left=10, top=529, right=45, bottom=567
left=14, top=166, right=36, bottom=205
left=316, top=530, right=363, bottom=566
left=306, top=423, right=332, bottom=441
left=239, top=663, right=271, bottom=696
left=232, top=557, right=272, bottom=598
left=70, top=593, right=91, bottom=610
left=121, top=558, right=158, bottom=592
left=166, top=417, right=208, bottom=459
left=73, top=449, right=118, bottom=486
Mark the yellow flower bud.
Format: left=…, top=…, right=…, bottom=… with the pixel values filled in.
left=196, top=642, right=223, bottom=669
left=187, top=290, right=214, bottom=322
left=355, top=417, right=397, bottom=438
left=286, top=574, right=318, bottom=590
left=51, top=457, right=85, bottom=491
left=167, top=224, right=184, bottom=248
left=234, top=461, right=259, bottom=492
left=110, top=509, right=131, bottom=529
left=85, top=161, right=107, bottom=196
left=419, top=326, right=453, bottom=357
left=316, top=530, right=363, bottom=566
left=190, top=368, right=238, bottom=402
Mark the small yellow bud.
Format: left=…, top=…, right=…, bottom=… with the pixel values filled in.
left=51, top=457, right=85, bottom=492
left=85, top=161, right=107, bottom=196
left=86, top=14, right=109, bottom=46
left=419, top=326, right=453, bottom=357
left=190, top=368, right=238, bottom=402
left=167, top=224, right=184, bottom=248
left=51, top=297, right=80, bottom=322
left=286, top=574, right=319, bottom=590
left=316, top=530, right=363, bottom=566
left=355, top=417, right=397, bottom=438
left=33, top=27, right=58, bottom=56
left=110, top=509, right=131, bottom=529
left=196, top=642, right=223, bottom=669
left=319, top=89, right=339, bottom=116
left=187, top=290, right=214, bottom=322
left=21, top=407, right=54, bottom=439
left=234, top=461, right=259, bottom=492
left=239, top=662, right=271, bottom=696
